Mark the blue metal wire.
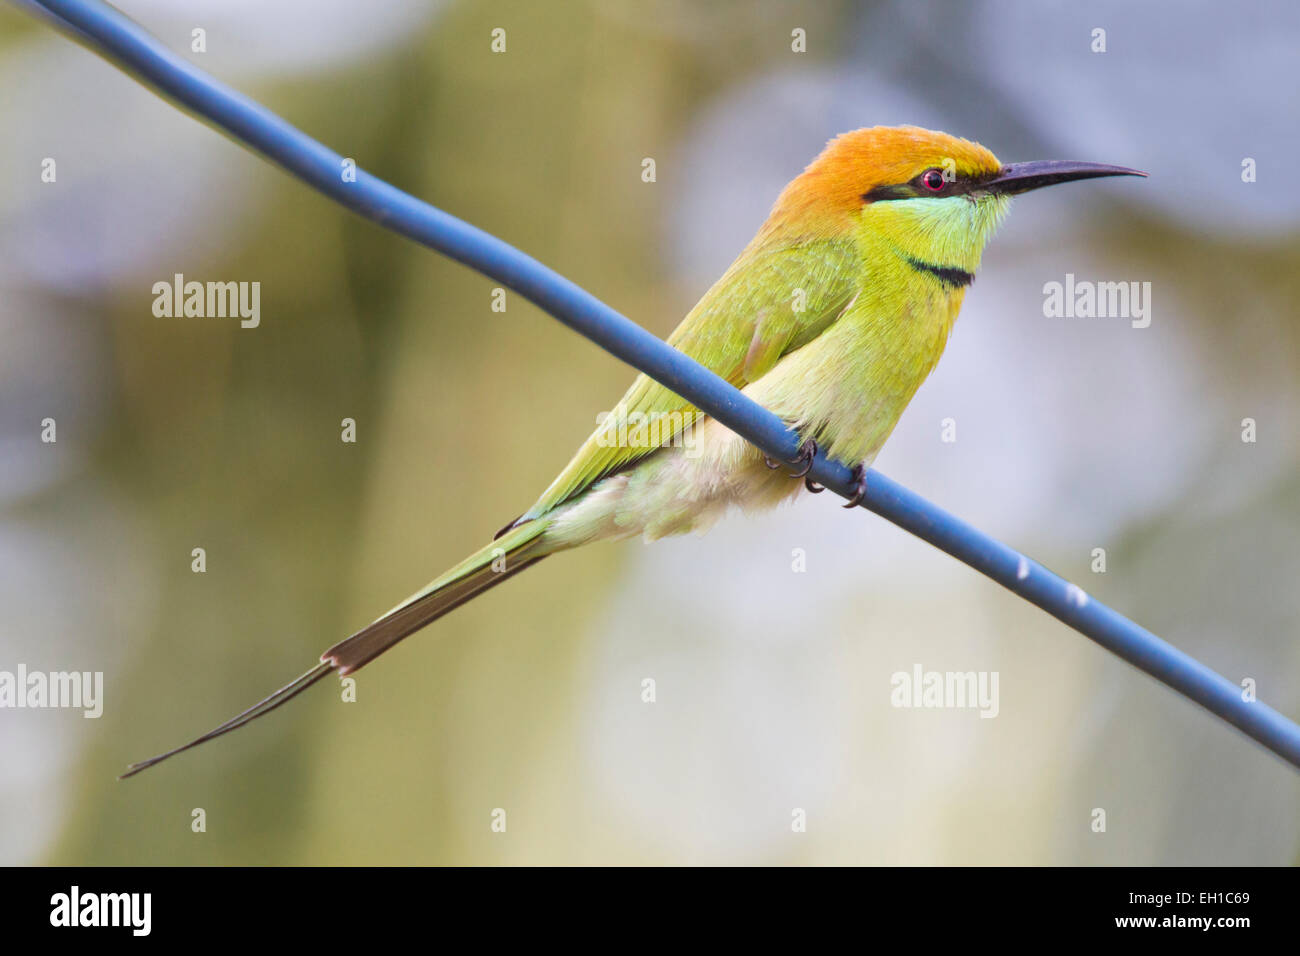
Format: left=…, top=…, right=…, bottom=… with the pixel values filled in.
left=28, top=0, right=1300, bottom=770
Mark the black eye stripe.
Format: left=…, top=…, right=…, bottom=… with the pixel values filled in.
left=861, top=183, right=916, bottom=202
left=862, top=169, right=995, bottom=203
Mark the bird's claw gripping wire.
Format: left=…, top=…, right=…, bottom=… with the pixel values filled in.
left=842, top=463, right=868, bottom=509
left=764, top=438, right=825, bottom=491
left=765, top=438, right=818, bottom=477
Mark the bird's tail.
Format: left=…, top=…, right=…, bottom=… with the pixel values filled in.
left=322, top=520, right=550, bottom=674
left=120, top=520, right=552, bottom=779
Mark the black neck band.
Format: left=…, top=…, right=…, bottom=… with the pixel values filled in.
left=904, top=256, right=973, bottom=288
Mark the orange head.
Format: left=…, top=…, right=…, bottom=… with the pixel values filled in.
left=770, top=126, right=1002, bottom=233
left=760, top=125, right=1144, bottom=276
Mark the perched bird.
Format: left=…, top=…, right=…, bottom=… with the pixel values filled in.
left=123, top=125, right=1143, bottom=777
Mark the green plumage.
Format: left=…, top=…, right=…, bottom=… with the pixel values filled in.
left=125, top=126, right=1147, bottom=776
left=521, top=237, right=860, bottom=521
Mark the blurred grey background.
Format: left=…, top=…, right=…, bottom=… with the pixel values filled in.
left=1, top=0, right=1297, bottom=864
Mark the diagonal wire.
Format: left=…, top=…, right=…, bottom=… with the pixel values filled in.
left=24, top=0, right=1300, bottom=771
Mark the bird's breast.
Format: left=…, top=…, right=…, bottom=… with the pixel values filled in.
left=749, top=271, right=966, bottom=466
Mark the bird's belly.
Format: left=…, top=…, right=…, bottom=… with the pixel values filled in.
left=543, top=416, right=804, bottom=546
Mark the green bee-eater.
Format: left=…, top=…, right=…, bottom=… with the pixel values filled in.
left=124, top=125, right=1143, bottom=776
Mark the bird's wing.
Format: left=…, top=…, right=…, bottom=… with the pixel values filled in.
left=519, top=235, right=860, bottom=521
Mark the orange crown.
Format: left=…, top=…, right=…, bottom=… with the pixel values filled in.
left=765, top=126, right=1002, bottom=235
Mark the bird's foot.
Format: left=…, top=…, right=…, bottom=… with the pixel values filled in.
left=842, top=462, right=868, bottom=509
left=791, top=438, right=818, bottom=477
left=765, top=438, right=818, bottom=477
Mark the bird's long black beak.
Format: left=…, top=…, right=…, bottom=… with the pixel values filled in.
left=986, top=160, right=1147, bottom=195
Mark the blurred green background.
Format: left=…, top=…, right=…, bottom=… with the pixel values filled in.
left=1, top=0, right=1297, bottom=864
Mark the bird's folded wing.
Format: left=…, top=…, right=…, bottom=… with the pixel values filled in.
left=519, top=235, right=860, bottom=521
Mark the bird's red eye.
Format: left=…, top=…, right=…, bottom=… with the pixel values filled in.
left=921, top=168, right=946, bottom=192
